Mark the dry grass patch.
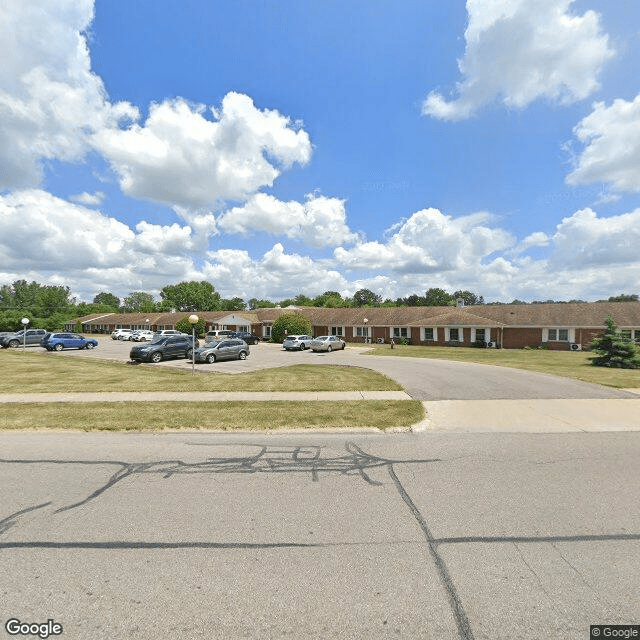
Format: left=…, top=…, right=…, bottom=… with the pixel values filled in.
left=0, top=351, right=402, bottom=393
left=366, top=344, right=640, bottom=388
left=0, top=400, right=424, bottom=432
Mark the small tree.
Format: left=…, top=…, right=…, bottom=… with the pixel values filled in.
left=589, top=317, right=640, bottom=369
left=271, top=313, right=313, bottom=343
left=175, top=316, right=207, bottom=338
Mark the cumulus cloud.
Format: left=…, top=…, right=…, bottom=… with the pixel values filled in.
left=92, top=93, right=312, bottom=210
left=334, top=208, right=515, bottom=273
left=217, top=192, right=359, bottom=248
left=203, top=243, right=348, bottom=300
left=566, top=94, right=640, bottom=192
left=0, top=190, right=197, bottom=292
left=0, top=0, right=137, bottom=188
left=69, top=191, right=105, bottom=206
left=423, top=0, right=614, bottom=121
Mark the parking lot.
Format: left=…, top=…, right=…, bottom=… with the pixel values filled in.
left=36, top=335, right=363, bottom=374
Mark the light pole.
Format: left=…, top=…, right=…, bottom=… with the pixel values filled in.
left=188, top=314, right=199, bottom=375
left=21, top=317, right=29, bottom=352
left=363, top=318, right=368, bottom=343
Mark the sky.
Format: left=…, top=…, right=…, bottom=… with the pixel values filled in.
left=1, top=0, right=640, bottom=304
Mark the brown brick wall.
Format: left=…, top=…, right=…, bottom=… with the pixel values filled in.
left=501, top=328, right=543, bottom=349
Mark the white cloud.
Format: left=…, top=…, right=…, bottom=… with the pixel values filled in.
left=203, top=243, right=348, bottom=300
left=423, top=0, right=614, bottom=121
left=92, top=93, right=312, bottom=210
left=70, top=191, right=105, bottom=206
left=0, top=0, right=137, bottom=188
left=566, top=95, right=640, bottom=192
left=217, top=192, right=359, bottom=248
left=334, top=208, right=515, bottom=273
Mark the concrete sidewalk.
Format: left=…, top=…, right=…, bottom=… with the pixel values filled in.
left=0, top=390, right=412, bottom=403
left=421, top=397, right=640, bottom=432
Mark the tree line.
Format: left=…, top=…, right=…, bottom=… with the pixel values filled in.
left=0, top=279, right=637, bottom=331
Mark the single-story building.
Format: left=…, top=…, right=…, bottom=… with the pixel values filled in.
left=66, top=301, right=640, bottom=350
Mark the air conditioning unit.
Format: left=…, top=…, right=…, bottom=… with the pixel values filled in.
left=377, top=338, right=384, bottom=344
left=486, top=341, right=495, bottom=348
left=570, top=343, right=582, bottom=351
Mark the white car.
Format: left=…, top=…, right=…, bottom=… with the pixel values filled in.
left=111, top=329, right=133, bottom=340
left=130, top=330, right=155, bottom=342
left=282, top=335, right=313, bottom=350
left=310, top=335, right=346, bottom=352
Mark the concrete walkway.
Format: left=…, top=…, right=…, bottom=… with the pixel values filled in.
left=0, top=390, right=411, bottom=403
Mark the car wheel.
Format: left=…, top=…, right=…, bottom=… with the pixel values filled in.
left=238, top=351, right=247, bottom=360
left=300, top=343, right=306, bottom=350
left=8, top=339, right=20, bottom=348
left=186, top=348, right=193, bottom=359
left=327, top=346, right=332, bottom=352
left=140, top=337, right=147, bottom=342
left=206, top=353, right=216, bottom=364
left=150, top=351, right=162, bottom=363
left=85, top=342, right=95, bottom=350
left=54, top=343, right=64, bottom=351
left=342, top=343, right=345, bottom=350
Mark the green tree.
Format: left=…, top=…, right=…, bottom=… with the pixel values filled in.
left=122, top=291, right=156, bottom=313
left=589, top=317, right=640, bottom=369
left=220, top=297, right=246, bottom=311
left=248, top=298, right=276, bottom=309
left=352, top=288, right=382, bottom=307
left=424, top=288, right=455, bottom=306
left=93, top=292, right=121, bottom=309
left=175, top=315, right=207, bottom=338
left=453, top=290, right=484, bottom=306
left=160, top=281, right=221, bottom=311
left=271, top=312, right=313, bottom=343
left=313, top=291, right=350, bottom=308
left=606, top=294, right=639, bottom=302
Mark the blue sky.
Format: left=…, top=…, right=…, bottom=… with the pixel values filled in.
left=1, top=0, right=640, bottom=303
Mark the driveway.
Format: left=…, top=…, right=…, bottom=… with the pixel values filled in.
left=46, top=339, right=635, bottom=401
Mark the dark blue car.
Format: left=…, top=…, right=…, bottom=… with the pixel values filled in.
left=41, top=333, right=98, bottom=351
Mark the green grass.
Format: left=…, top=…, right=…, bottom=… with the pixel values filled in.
left=0, top=351, right=402, bottom=393
left=365, top=344, right=640, bottom=388
left=0, top=400, right=424, bottom=432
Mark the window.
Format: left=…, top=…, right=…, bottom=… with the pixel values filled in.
left=475, top=328, right=485, bottom=342
left=548, top=328, right=569, bottom=341
left=392, top=327, right=408, bottom=338
left=331, top=326, right=344, bottom=336
left=423, top=328, right=435, bottom=341
left=263, top=325, right=271, bottom=337
left=355, top=326, right=370, bottom=337
left=449, top=328, right=460, bottom=341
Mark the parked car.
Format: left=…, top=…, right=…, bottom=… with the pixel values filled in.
left=194, top=339, right=250, bottom=364
left=41, top=332, right=98, bottom=351
left=228, top=331, right=260, bottom=345
left=111, top=329, right=133, bottom=340
left=310, top=335, right=346, bottom=352
left=129, top=335, right=199, bottom=363
left=204, top=330, right=234, bottom=343
left=1, top=329, right=47, bottom=348
left=130, top=330, right=155, bottom=342
left=282, top=334, right=313, bottom=351
left=154, top=329, right=188, bottom=337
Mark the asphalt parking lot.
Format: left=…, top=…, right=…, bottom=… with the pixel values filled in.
left=41, top=336, right=356, bottom=374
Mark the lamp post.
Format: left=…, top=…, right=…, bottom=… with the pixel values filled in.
left=363, top=318, right=368, bottom=343
left=21, top=317, right=29, bottom=352
left=188, top=314, right=199, bottom=375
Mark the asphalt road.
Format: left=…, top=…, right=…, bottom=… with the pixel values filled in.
left=38, top=338, right=636, bottom=400
left=1, top=431, right=638, bottom=640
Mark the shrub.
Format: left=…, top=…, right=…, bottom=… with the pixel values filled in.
left=271, top=313, right=313, bottom=343
left=589, top=317, right=640, bottom=369
left=175, top=316, right=207, bottom=338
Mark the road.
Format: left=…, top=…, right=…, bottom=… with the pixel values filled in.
left=1, top=430, right=638, bottom=640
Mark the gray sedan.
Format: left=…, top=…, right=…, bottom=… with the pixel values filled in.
left=194, top=339, right=250, bottom=364
left=310, top=335, right=346, bottom=352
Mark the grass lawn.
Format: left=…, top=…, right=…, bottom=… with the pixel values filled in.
left=0, top=350, right=402, bottom=393
left=0, top=400, right=423, bottom=432
left=365, top=344, right=640, bottom=388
